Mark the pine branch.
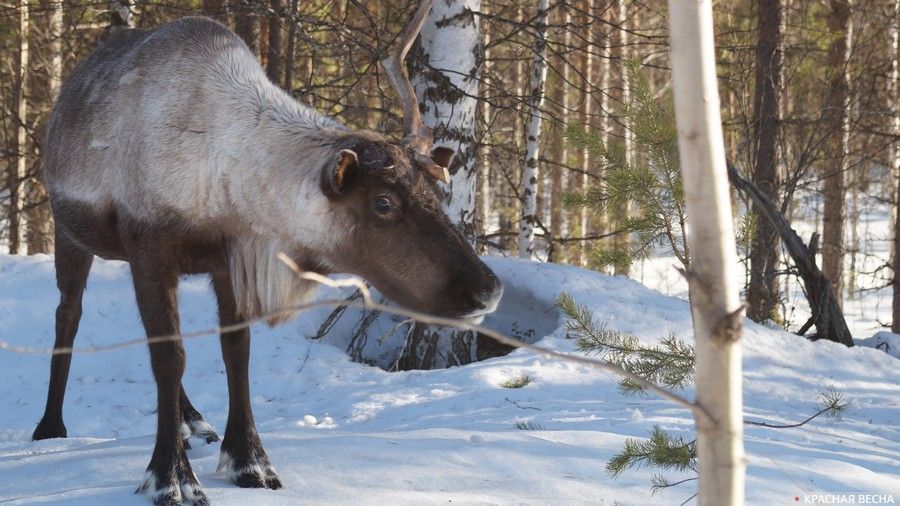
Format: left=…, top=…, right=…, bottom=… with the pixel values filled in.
left=556, top=293, right=695, bottom=393
left=606, top=425, right=697, bottom=478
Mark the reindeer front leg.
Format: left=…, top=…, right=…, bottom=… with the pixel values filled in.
left=129, top=249, right=207, bottom=506
left=212, top=271, right=282, bottom=490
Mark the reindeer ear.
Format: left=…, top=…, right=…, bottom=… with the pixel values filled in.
left=431, top=146, right=455, bottom=169
left=324, top=149, right=360, bottom=196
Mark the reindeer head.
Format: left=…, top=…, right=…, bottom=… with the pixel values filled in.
left=317, top=0, right=502, bottom=322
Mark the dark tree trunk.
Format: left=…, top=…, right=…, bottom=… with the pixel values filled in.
left=893, top=171, right=900, bottom=333
left=728, top=163, right=853, bottom=347
left=283, top=0, right=298, bottom=91
left=821, top=0, right=851, bottom=309
left=747, top=0, right=782, bottom=323
left=203, top=0, right=227, bottom=19
left=265, top=0, right=283, bottom=85
left=231, top=0, right=259, bottom=56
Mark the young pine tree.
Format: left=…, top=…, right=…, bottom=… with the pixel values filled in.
left=564, top=61, right=688, bottom=273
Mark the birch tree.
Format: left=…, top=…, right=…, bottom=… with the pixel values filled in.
left=364, top=0, right=488, bottom=370
left=7, top=0, right=29, bottom=254
left=579, top=0, right=595, bottom=266
left=412, top=0, right=481, bottom=238
left=478, top=4, right=493, bottom=237
left=26, top=0, right=63, bottom=254
left=667, top=0, right=746, bottom=503
left=517, top=0, right=549, bottom=259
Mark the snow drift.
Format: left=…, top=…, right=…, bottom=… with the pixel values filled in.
left=0, top=254, right=897, bottom=504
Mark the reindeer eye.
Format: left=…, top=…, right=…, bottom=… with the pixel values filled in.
left=374, top=196, right=393, bottom=215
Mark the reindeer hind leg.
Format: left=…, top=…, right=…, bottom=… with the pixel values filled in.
left=33, top=232, right=93, bottom=441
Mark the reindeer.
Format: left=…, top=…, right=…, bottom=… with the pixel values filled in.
left=31, top=2, right=502, bottom=504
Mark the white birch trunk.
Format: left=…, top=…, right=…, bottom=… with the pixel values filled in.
left=479, top=6, right=493, bottom=236
left=666, top=0, right=746, bottom=504
left=27, top=0, right=62, bottom=254
left=517, top=0, right=549, bottom=259
left=412, top=0, right=481, bottom=237
left=557, top=10, right=572, bottom=238
left=9, top=0, right=29, bottom=255
left=393, top=0, right=485, bottom=369
left=579, top=0, right=595, bottom=266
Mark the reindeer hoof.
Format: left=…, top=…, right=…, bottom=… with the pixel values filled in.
left=32, top=418, right=67, bottom=440
left=137, top=470, right=209, bottom=506
left=190, top=420, right=220, bottom=444
left=180, top=420, right=219, bottom=445
left=218, top=451, right=282, bottom=490
left=232, top=467, right=282, bottom=490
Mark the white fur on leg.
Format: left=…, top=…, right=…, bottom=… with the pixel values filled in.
left=138, top=470, right=207, bottom=506
left=217, top=451, right=275, bottom=481
left=179, top=474, right=205, bottom=503
left=179, top=423, right=191, bottom=441
left=187, top=419, right=216, bottom=436
left=217, top=451, right=233, bottom=474
left=138, top=470, right=180, bottom=503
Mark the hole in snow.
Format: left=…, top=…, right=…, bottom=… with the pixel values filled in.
left=311, top=276, right=560, bottom=372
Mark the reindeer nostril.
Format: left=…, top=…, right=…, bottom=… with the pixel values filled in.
left=474, top=279, right=503, bottom=312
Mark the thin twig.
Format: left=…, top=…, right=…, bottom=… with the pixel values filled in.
left=744, top=405, right=835, bottom=429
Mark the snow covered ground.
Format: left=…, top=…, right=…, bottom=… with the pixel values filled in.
left=0, top=254, right=897, bottom=505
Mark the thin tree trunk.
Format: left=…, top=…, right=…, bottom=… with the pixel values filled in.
left=517, top=0, right=549, bottom=259
left=848, top=179, right=859, bottom=295
left=894, top=167, right=900, bottom=333
left=613, top=0, right=632, bottom=275
left=266, top=0, right=283, bottom=85
left=822, top=0, right=852, bottom=309
left=232, top=0, right=259, bottom=55
left=579, top=0, right=595, bottom=266
left=549, top=9, right=572, bottom=261
left=203, top=0, right=227, bottom=19
left=8, top=0, right=29, bottom=255
left=667, top=0, right=746, bottom=503
left=27, top=0, right=62, bottom=254
left=597, top=10, right=610, bottom=241
left=509, top=5, right=526, bottom=254
left=283, top=0, right=298, bottom=91
left=889, top=0, right=900, bottom=334
left=747, top=0, right=782, bottom=322
left=478, top=4, right=492, bottom=239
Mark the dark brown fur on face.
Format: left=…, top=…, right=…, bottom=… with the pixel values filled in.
left=322, top=135, right=501, bottom=318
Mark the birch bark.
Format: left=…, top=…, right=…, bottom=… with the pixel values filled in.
left=8, top=0, right=29, bottom=254
left=517, top=0, right=549, bottom=258
left=412, top=0, right=481, bottom=238
left=666, top=0, right=746, bottom=503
